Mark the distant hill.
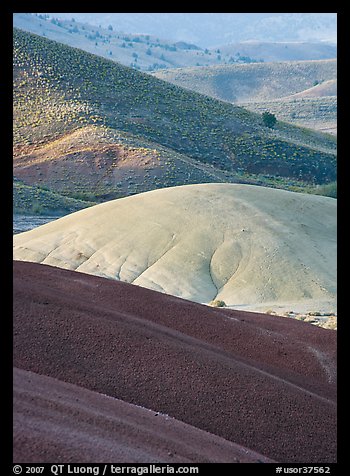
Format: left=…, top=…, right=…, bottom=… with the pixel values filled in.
left=284, top=79, right=337, bottom=99
left=13, top=14, right=337, bottom=72
left=153, top=60, right=337, bottom=103
left=12, top=13, right=248, bottom=72
left=13, top=29, right=336, bottom=213
left=217, top=41, right=336, bottom=63
left=34, top=13, right=337, bottom=47
left=154, top=60, right=337, bottom=134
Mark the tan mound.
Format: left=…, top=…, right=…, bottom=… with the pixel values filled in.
left=285, top=79, right=337, bottom=99
left=13, top=261, right=337, bottom=462
left=13, top=183, right=336, bottom=314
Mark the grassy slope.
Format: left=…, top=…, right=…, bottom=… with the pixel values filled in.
left=14, top=180, right=95, bottom=215
left=13, top=29, right=337, bottom=213
left=14, top=124, right=239, bottom=204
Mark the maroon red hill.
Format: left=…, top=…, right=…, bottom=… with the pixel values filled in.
left=13, top=261, right=337, bottom=463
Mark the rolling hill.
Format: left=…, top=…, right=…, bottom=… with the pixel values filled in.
left=217, top=40, right=337, bottom=63
left=25, top=13, right=337, bottom=48
left=13, top=183, right=336, bottom=317
left=12, top=19, right=338, bottom=465
left=153, top=60, right=336, bottom=103
left=285, top=79, right=337, bottom=99
left=154, top=60, right=337, bottom=134
left=13, top=13, right=337, bottom=73
left=13, top=260, right=337, bottom=463
left=13, top=28, right=337, bottom=213
left=13, top=13, right=218, bottom=72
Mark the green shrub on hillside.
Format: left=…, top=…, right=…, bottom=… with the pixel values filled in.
left=262, top=111, right=277, bottom=128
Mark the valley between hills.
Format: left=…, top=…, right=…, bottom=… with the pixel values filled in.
left=13, top=16, right=337, bottom=465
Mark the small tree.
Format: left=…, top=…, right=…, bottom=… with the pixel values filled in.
left=262, top=111, right=277, bottom=128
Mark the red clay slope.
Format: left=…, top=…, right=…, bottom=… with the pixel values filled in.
left=14, top=367, right=274, bottom=463
left=13, top=261, right=337, bottom=463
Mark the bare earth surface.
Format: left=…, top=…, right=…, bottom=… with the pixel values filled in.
left=13, top=261, right=337, bottom=463
left=14, top=367, right=274, bottom=463
left=13, top=183, right=337, bottom=319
